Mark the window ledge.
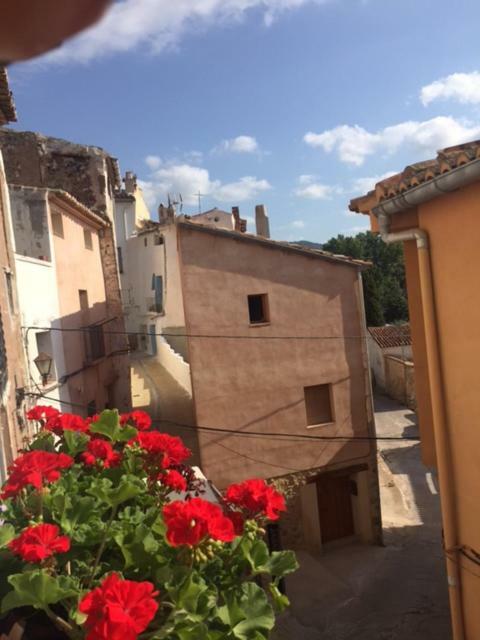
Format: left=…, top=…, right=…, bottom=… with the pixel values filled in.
left=306, top=421, right=335, bottom=430
left=249, top=322, right=270, bottom=328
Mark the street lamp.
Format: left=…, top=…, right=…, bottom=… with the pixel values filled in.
left=33, top=352, right=53, bottom=386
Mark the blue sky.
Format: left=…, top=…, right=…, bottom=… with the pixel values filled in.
left=8, top=0, right=480, bottom=242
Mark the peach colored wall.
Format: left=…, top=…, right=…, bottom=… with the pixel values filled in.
left=178, top=225, right=374, bottom=489
left=50, top=201, right=112, bottom=415
left=416, top=182, right=480, bottom=640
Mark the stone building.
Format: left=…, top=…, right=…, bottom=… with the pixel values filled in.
left=0, top=129, right=131, bottom=416
left=116, top=199, right=382, bottom=553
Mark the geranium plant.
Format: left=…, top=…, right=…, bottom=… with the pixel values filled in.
left=0, top=407, right=298, bottom=639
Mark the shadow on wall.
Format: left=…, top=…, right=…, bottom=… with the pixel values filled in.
left=129, top=354, right=200, bottom=467
left=31, top=301, right=131, bottom=417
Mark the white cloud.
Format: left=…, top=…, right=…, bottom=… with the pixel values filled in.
left=214, top=176, right=271, bottom=202
left=291, top=220, right=305, bottom=229
left=40, top=0, right=330, bottom=64
left=145, top=155, right=162, bottom=170
left=139, top=163, right=271, bottom=208
left=304, top=116, right=480, bottom=165
left=421, top=72, right=480, bottom=106
left=294, top=174, right=337, bottom=199
left=219, top=135, right=259, bottom=154
left=351, top=171, right=397, bottom=194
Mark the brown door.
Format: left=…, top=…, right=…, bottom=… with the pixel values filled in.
left=316, top=474, right=355, bottom=543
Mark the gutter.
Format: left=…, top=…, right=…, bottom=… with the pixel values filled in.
left=373, top=173, right=468, bottom=639
left=373, top=156, right=480, bottom=218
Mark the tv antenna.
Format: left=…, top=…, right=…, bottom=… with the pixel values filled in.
left=195, top=191, right=205, bottom=214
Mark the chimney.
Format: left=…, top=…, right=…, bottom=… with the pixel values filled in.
left=124, top=171, right=137, bottom=195
left=158, top=203, right=175, bottom=224
left=232, top=206, right=247, bottom=233
left=255, top=204, right=270, bottom=238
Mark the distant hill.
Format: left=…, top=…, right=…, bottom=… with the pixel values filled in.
left=294, top=232, right=408, bottom=327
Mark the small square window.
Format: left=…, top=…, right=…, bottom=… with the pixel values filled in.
left=304, top=384, right=334, bottom=426
left=248, top=294, right=269, bottom=324
left=154, top=235, right=164, bottom=246
left=51, top=211, right=64, bottom=238
left=84, top=228, right=93, bottom=250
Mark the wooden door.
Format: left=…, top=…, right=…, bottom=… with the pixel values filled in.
left=316, top=474, right=355, bottom=543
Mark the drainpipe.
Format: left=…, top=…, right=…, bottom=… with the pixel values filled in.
left=375, top=210, right=465, bottom=640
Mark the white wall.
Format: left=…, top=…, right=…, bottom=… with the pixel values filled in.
left=15, top=254, right=70, bottom=412
left=367, top=337, right=412, bottom=391
left=120, top=222, right=192, bottom=393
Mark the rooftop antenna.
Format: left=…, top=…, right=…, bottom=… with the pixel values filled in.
left=195, top=191, right=205, bottom=214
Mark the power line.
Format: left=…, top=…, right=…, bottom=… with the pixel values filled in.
left=23, top=325, right=367, bottom=341
left=26, top=392, right=420, bottom=444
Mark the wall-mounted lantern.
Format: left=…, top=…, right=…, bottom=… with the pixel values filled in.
left=33, top=352, right=53, bottom=386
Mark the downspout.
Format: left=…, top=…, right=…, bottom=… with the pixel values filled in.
left=376, top=210, right=465, bottom=640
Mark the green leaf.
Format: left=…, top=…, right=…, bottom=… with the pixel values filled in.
left=0, top=524, right=15, bottom=549
left=90, top=410, right=137, bottom=443
left=1, top=571, right=78, bottom=614
left=269, top=583, right=290, bottom=613
left=28, top=432, right=55, bottom=452
left=231, top=583, right=274, bottom=640
left=263, top=551, right=299, bottom=580
left=108, top=476, right=144, bottom=507
left=176, top=574, right=209, bottom=614
left=61, top=430, right=89, bottom=456
left=115, top=425, right=138, bottom=442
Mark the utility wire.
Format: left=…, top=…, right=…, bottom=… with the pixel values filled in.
left=26, top=392, right=420, bottom=443
left=23, top=325, right=367, bottom=341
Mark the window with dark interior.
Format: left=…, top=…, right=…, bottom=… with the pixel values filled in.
left=248, top=294, right=269, bottom=324
left=304, top=384, right=334, bottom=426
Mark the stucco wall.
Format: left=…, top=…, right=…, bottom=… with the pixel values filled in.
left=384, top=355, right=415, bottom=409
left=50, top=200, right=116, bottom=415
left=415, top=181, right=480, bottom=640
left=178, top=225, right=375, bottom=489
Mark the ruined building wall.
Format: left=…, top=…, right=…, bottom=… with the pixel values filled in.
left=0, top=129, right=130, bottom=413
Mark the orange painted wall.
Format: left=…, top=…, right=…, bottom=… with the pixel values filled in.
left=177, top=225, right=375, bottom=489
left=417, top=182, right=480, bottom=640
left=378, top=181, right=480, bottom=639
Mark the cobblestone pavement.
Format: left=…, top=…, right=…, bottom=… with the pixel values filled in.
left=274, top=394, right=452, bottom=640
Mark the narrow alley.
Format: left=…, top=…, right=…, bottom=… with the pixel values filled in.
left=276, top=394, right=451, bottom=640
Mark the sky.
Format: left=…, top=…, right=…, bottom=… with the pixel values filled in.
left=8, top=0, right=480, bottom=242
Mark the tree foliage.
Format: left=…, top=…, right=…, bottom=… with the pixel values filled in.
left=300, top=232, right=408, bottom=326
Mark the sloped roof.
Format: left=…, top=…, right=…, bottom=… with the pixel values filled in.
left=179, top=221, right=370, bottom=269
left=192, top=207, right=231, bottom=218
left=350, top=139, right=480, bottom=214
left=368, top=324, right=411, bottom=349
left=0, top=67, right=16, bottom=125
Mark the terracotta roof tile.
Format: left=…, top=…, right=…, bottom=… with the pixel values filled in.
left=349, top=138, right=480, bottom=214
left=368, top=324, right=411, bottom=349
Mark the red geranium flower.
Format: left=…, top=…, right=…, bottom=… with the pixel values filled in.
left=45, top=412, right=89, bottom=435
left=81, top=439, right=121, bottom=469
left=26, top=405, right=60, bottom=423
left=9, top=523, right=70, bottom=563
left=120, top=410, right=152, bottom=431
left=1, top=451, right=74, bottom=499
left=163, top=498, right=235, bottom=547
left=79, top=573, right=159, bottom=640
left=225, top=479, right=286, bottom=521
left=133, top=432, right=191, bottom=468
left=227, top=510, right=245, bottom=536
left=160, top=470, right=187, bottom=492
